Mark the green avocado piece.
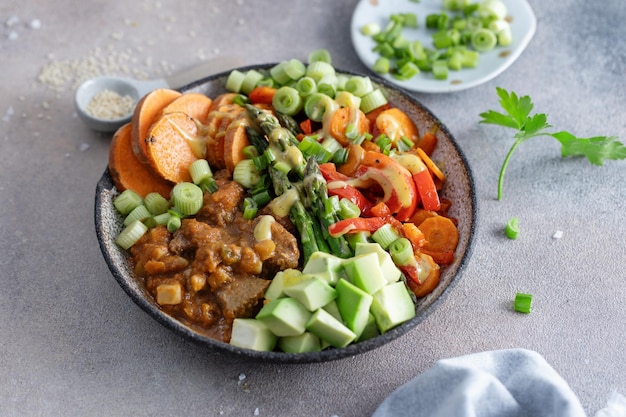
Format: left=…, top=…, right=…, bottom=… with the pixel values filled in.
left=342, top=252, right=386, bottom=294
left=306, top=308, right=356, bottom=348
left=354, top=242, right=402, bottom=284
left=256, top=297, right=311, bottom=337
left=335, top=278, right=373, bottom=338
left=264, top=268, right=305, bottom=301
left=371, top=281, right=416, bottom=334
left=302, top=251, right=346, bottom=285
left=283, top=274, right=337, bottom=312
left=278, top=332, right=322, bottom=353
left=229, top=318, right=277, bottom=351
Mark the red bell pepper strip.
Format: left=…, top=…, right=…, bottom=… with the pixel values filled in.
left=412, top=170, right=441, bottom=211
left=327, top=184, right=375, bottom=216
left=319, top=162, right=350, bottom=182
left=328, top=217, right=387, bottom=238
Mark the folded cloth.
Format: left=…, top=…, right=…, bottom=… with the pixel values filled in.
left=372, top=348, right=587, bottom=417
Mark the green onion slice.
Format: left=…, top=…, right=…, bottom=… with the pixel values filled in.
left=505, top=217, right=519, bottom=239
left=272, top=86, right=303, bottom=116
left=123, top=204, right=151, bottom=227
left=113, top=189, right=143, bottom=215
left=172, top=182, right=203, bottom=216
left=372, top=223, right=401, bottom=249
left=116, top=220, right=148, bottom=250
left=514, top=292, right=533, bottom=314
left=143, top=192, right=170, bottom=215
left=388, top=237, right=414, bottom=266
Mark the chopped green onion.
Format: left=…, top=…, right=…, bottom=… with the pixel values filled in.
left=478, top=0, right=508, bottom=20
left=394, top=61, right=420, bottom=80
left=344, top=76, right=373, bottom=97
left=332, top=147, right=349, bottom=165
left=514, top=292, right=533, bottom=314
left=269, top=62, right=293, bottom=85
left=283, top=58, right=306, bottom=80
left=115, top=191, right=144, bottom=216
left=252, top=190, right=272, bottom=207
left=167, top=213, right=182, bottom=233
left=241, top=70, right=264, bottom=94
left=372, top=57, right=391, bottom=75
left=123, top=204, right=151, bottom=227
left=115, top=220, right=148, bottom=250
left=272, top=86, right=303, bottom=116
left=199, top=177, right=219, bottom=193
left=225, top=69, right=246, bottom=93
left=295, top=76, right=317, bottom=97
left=339, top=198, right=361, bottom=219
left=505, top=217, right=519, bottom=239
left=360, top=88, right=388, bottom=114
left=242, top=145, right=259, bottom=159
left=375, top=134, right=392, bottom=155
left=113, top=189, right=143, bottom=215
left=324, top=195, right=340, bottom=216
left=189, top=159, right=213, bottom=185
left=143, top=192, right=170, bottom=215
left=388, top=237, right=413, bottom=266
left=432, top=59, right=449, bottom=80
left=304, top=93, right=337, bottom=122
left=321, top=136, right=343, bottom=155
left=317, top=73, right=338, bottom=98
left=372, top=223, right=401, bottom=249
left=243, top=197, right=258, bottom=220
left=471, top=28, right=497, bottom=52
left=308, top=49, right=332, bottom=64
left=361, top=22, right=381, bottom=36
left=461, top=49, right=480, bottom=68
left=346, top=231, right=371, bottom=251
left=273, top=160, right=292, bottom=174
left=153, top=212, right=171, bottom=226
left=232, top=94, right=249, bottom=107
left=305, top=61, right=335, bottom=82
left=233, top=159, right=261, bottom=189
left=172, top=182, right=203, bottom=216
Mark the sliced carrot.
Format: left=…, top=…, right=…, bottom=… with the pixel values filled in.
left=408, top=209, right=439, bottom=227
left=401, top=222, right=426, bottom=250
left=416, top=147, right=445, bottom=182
left=337, top=143, right=365, bottom=177
left=403, top=253, right=441, bottom=298
left=145, top=111, right=200, bottom=183
left=418, top=131, right=438, bottom=156
left=375, top=107, right=420, bottom=146
left=130, top=88, right=182, bottom=165
left=328, top=106, right=370, bottom=147
left=248, top=86, right=277, bottom=105
left=223, top=112, right=252, bottom=173
left=161, top=92, right=213, bottom=124
left=108, top=123, right=173, bottom=198
left=418, top=215, right=459, bottom=265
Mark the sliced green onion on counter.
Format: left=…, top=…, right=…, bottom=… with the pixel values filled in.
left=505, top=217, right=519, bottom=239
left=514, top=292, right=533, bottom=314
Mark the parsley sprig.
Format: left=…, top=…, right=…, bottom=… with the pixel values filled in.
left=479, top=87, right=626, bottom=200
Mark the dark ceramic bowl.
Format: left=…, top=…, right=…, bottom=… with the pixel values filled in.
left=95, top=64, right=476, bottom=364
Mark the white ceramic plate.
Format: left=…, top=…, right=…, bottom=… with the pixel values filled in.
left=350, top=0, right=537, bottom=93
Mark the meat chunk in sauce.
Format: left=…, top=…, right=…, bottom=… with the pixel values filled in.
left=130, top=171, right=300, bottom=341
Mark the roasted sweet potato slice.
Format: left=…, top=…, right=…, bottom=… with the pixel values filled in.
left=207, top=93, right=238, bottom=112
left=108, top=123, right=173, bottom=198
left=131, top=88, right=182, bottom=164
left=205, top=103, right=245, bottom=170
left=223, top=112, right=252, bottom=173
left=161, top=92, right=213, bottom=124
left=145, top=111, right=200, bottom=183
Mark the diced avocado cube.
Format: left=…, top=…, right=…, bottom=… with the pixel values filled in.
left=278, top=332, right=322, bottom=353
left=256, top=297, right=311, bottom=337
left=322, top=300, right=343, bottom=322
left=356, top=313, right=380, bottom=342
left=283, top=274, right=337, bottom=312
left=230, top=318, right=277, bottom=351
left=355, top=242, right=402, bottom=284
left=264, top=269, right=304, bottom=301
left=335, top=278, right=373, bottom=338
left=302, top=251, right=345, bottom=285
left=306, top=308, right=356, bottom=348
left=371, top=281, right=416, bottom=334
left=342, top=252, right=386, bottom=294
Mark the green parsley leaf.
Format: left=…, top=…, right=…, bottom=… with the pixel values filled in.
left=479, top=87, right=625, bottom=200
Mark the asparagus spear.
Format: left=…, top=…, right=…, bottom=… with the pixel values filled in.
left=303, top=157, right=354, bottom=259
left=268, top=166, right=323, bottom=263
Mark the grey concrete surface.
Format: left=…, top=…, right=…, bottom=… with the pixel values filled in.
left=1, top=1, right=624, bottom=416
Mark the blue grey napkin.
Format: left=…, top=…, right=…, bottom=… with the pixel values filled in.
left=373, top=348, right=587, bottom=417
